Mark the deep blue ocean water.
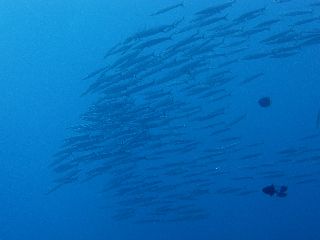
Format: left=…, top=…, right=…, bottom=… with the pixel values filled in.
left=1, top=0, right=320, bottom=239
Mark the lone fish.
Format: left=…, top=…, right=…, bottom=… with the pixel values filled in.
left=150, top=2, right=184, bottom=16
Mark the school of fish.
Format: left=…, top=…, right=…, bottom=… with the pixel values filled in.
left=51, top=0, right=320, bottom=223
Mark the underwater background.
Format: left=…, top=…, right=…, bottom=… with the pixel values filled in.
left=1, top=0, right=320, bottom=239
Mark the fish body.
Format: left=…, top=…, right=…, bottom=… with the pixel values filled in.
left=262, top=185, right=288, bottom=197
left=150, top=2, right=184, bottom=16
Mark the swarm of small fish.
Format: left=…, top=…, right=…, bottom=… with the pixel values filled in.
left=51, top=0, right=320, bottom=223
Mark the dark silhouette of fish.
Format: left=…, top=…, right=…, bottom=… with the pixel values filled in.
left=150, top=2, right=184, bottom=16
left=262, top=184, right=288, bottom=197
left=258, top=97, right=271, bottom=107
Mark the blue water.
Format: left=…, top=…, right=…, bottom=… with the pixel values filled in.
left=1, top=0, right=320, bottom=239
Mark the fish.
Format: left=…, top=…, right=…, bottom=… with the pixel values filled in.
left=299, top=36, right=320, bottom=47
left=82, top=66, right=109, bottom=81
left=195, top=15, right=228, bottom=29
left=240, top=73, right=264, bottom=85
left=150, top=2, right=184, bottom=16
left=283, top=10, right=313, bottom=17
left=233, top=7, right=266, bottom=25
left=270, top=51, right=299, bottom=58
left=292, top=17, right=320, bottom=26
left=195, top=1, right=236, bottom=16
left=242, top=52, right=270, bottom=61
left=310, top=2, right=320, bottom=7
left=225, top=114, right=247, bottom=128
left=258, top=97, right=271, bottom=107
left=262, top=184, right=288, bottom=197
left=261, top=30, right=294, bottom=43
left=254, top=19, right=280, bottom=28
left=235, top=27, right=269, bottom=38
left=133, top=36, right=172, bottom=50
left=124, top=20, right=182, bottom=43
